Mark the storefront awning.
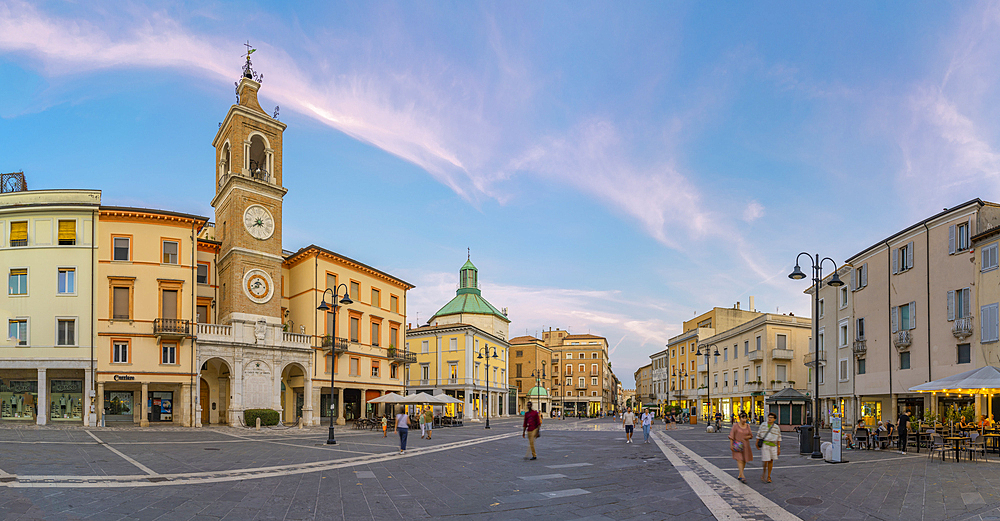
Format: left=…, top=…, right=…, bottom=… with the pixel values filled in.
left=908, top=366, right=1000, bottom=393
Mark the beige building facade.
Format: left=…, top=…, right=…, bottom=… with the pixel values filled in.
left=543, top=329, right=615, bottom=416
left=509, top=335, right=553, bottom=415
left=1, top=189, right=100, bottom=425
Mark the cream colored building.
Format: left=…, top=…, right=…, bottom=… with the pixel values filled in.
left=509, top=335, right=553, bottom=415
left=668, top=305, right=762, bottom=419
left=405, top=259, right=510, bottom=420
left=634, top=363, right=652, bottom=409
left=542, top=329, right=615, bottom=416
left=698, top=313, right=812, bottom=422
left=650, top=348, right=668, bottom=414
left=805, top=265, right=858, bottom=426
left=1, top=189, right=99, bottom=425
left=848, top=199, right=1000, bottom=426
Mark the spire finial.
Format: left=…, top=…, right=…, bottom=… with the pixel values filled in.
left=467, top=247, right=470, bottom=260
left=240, top=41, right=262, bottom=82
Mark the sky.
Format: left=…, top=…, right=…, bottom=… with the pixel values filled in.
left=2, top=1, right=1000, bottom=388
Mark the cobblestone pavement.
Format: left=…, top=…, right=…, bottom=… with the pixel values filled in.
left=5, top=419, right=1000, bottom=520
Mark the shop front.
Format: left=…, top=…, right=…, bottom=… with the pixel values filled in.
left=49, top=380, right=85, bottom=422
left=1, top=367, right=91, bottom=425
left=1, top=380, right=37, bottom=422
left=98, top=373, right=191, bottom=426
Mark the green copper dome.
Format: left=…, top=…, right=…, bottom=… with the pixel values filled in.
left=429, top=258, right=510, bottom=323
left=527, top=386, right=548, bottom=397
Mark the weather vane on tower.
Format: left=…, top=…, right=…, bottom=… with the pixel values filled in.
left=241, top=41, right=263, bottom=83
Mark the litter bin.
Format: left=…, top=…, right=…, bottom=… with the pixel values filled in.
left=796, top=425, right=813, bottom=454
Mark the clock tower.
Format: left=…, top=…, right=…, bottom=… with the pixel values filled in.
left=211, top=55, right=286, bottom=325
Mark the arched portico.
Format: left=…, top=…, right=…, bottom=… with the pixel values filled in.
left=199, top=357, right=232, bottom=425
left=279, top=362, right=311, bottom=425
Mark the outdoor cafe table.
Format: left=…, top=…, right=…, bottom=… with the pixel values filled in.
left=983, top=433, right=1000, bottom=454
left=944, top=436, right=968, bottom=462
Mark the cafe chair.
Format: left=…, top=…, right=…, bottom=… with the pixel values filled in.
left=928, top=434, right=947, bottom=462
left=967, top=432, right=987, bottom=462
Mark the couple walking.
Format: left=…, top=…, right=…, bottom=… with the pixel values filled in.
left=622, top=407, right=655, bottom=443
left=728, top=412, right=781, bottom=483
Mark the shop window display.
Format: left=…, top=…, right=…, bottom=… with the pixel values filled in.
left=148, top=391, right=173, bottom=422
left=1, top=380, right=38, bottom=420
left=105, top=391, right=134, bottom=421
left=50, top=380, right=83, bottom=421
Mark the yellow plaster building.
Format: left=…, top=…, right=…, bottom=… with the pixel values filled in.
left=405, top=259, right=510, bottom=420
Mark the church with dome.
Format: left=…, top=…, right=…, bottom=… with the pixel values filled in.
left=404, top=258, right=512, bottom=421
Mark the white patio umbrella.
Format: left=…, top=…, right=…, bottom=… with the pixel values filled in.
left=366, top=392, right=406, bottom=404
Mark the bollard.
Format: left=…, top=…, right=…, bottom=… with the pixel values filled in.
left=256, top=417, right=261, bottom=431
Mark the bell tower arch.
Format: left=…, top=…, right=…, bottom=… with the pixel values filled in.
left=210, top=51, right=287, bottom=325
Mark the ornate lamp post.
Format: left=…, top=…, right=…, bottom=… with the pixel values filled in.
left=317, top=285, right=353, bottom=445
left=477, top=346, right=499, bottom=429
left=789, top=252, right=845, bottom=459
left=695, top=343, right=721, bottom=432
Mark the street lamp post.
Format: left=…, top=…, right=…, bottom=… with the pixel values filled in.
left=317, top=285, right=353, bottom=445
left=789, top=252, right=845, bottom=459
left=477, top=346, right=499, bottom=429
left=695, top=343, right=721, bottom=433
left=531, top=361, right=546, bottom=415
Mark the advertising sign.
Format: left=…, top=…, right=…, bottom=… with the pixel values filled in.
left=831, top=415, right=843, bottom=462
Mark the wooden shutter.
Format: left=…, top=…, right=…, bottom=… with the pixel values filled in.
left=10, top=221, right=26, bottom=242
left=906, top=241, right=914, bottom=269
left=851, top=269, right=857, bottom=291
left=58, top=220, right=75, bottom=243
left=892, top=248, right=899, bottom=274
left=891, top=306, right=898, bottom=333
left=113, top=287, right=129, bottom=319
left=949, top=225, right=956, bottom=254
left=910, top=301, right=917, bottom=330
left=962, top=288, right=971, bottom=319
left=982, top=305, right=989, bottom=340
left=948, top=290, right=956, bottom=321
left=161, top=290, right=178, bottom=319
left=861, top=263, right=868, bottom=287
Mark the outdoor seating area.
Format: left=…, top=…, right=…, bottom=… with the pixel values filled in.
left=364, top=391, right=467, bottom=430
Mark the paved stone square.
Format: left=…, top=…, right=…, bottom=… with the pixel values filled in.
left=3, top=419, right=1000, bottom=520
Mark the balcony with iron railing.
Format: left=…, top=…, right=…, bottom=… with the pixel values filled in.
left=853, top=336, right=867, bottom=355
left=153, top=318, right=190, bottom=337
left=10, top=239, right=27, bottom=247
left=953, top=316, right=975, bottom=340
left=576, top=382, right=589, bottom=390
left=387, top=346, right=417, bottom=364
left=893, top=330, right=912, bottom=349
left=803, top=350, right=826, bottom=367
left=322, top=336, right=349, bottom=353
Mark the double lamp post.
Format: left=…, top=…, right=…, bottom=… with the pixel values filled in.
left=789, top=252, right=844, bottom=459
left=477, top=346, right=499, bottom=429
left=695, top=343, right=720, bottom=432
left=317, top=285, right=353, bottom=445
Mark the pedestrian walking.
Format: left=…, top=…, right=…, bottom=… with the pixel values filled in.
left=641, top=408, right=654, bottom=443
left=756, top=412, right=781, bottom=483
left=523, top=401, right=541, bottom=460
left=729, top=412, right=753, bottom=483
left=898, top=409, right=911, bottom=454
left=394, top=406, right=409, bottom=454
left=622, top=407, right=636, bottom=443
left=422, top=406, right=434, bottom=440
left=381, top=415, right=388, bottom=437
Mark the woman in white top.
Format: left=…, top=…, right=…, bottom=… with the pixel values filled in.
left=394, top=406, right=409, bottom=454
left=756, top=412, right=781, bottom=483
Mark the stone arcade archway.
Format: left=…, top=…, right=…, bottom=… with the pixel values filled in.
left=199, top=358, right=232, bottom=425
left=279, top=362, right=310, bottom=425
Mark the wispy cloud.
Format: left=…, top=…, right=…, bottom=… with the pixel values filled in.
left=742, top=200, right=765, bottom=223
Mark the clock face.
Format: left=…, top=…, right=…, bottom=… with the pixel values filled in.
left=243, top=205, right=275, bottom=240
left=242, top=269, right=274, bottom=304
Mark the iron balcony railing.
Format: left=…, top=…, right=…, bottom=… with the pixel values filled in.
left=853, top=337, right=867, bottom=355
left=322, top=336, right=349, bottom=353
left=386, top=346, right=417, bottom=364
left=953, top=316, right=975, bottom=340
left=153, top=318, right=190, bottom=336
left=893, top=330, right=912, bottom=349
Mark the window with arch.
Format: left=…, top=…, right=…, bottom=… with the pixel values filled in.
left=247, top=134, right=272, bottom=182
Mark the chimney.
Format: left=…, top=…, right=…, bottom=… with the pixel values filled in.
left=736, top=302, right=740, bottom=310
left=749, top=296, right=755, bottom=312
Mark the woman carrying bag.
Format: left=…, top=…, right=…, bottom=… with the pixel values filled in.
left=729, top=412, right=753, bottom=483
left=756, top=412, right=781, bottom=483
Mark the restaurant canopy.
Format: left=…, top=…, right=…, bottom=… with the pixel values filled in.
left=908, top=366, right=1000, bottom=393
